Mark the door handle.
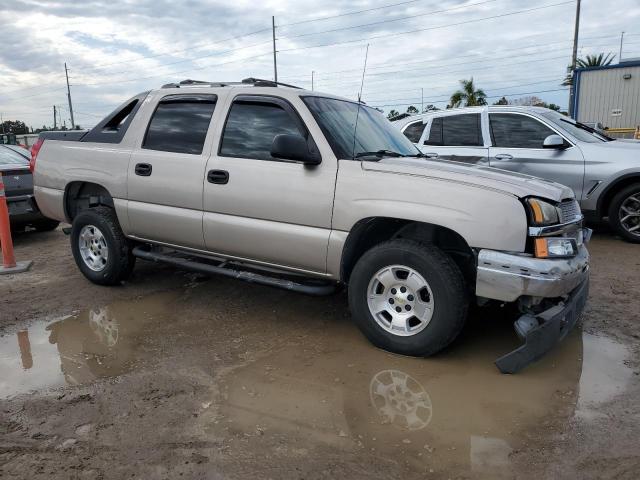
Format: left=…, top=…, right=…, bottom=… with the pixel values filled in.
left=207, top=169, right=229, bottom=185
left=134, top=163, right=152, bottom=176
left=494, top=153, right=513, bottom=161
left=424, top=152, right=439, bottom=158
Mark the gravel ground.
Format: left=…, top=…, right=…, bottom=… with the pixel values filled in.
left=0, top=227, right=638, bottom=479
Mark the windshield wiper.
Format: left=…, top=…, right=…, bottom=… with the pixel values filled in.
left=354, top=149, right=407, bottom=160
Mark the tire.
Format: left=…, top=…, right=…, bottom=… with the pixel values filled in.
left=348, top=239, right=468, bottom=357
left=70, top=207, right=135, bottom=285
left=34, top=219, right=60, bottom=232
left=608, top=183, right=640, bottom=243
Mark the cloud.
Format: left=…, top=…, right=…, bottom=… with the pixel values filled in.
left=1, top=0, right=638, bottom=127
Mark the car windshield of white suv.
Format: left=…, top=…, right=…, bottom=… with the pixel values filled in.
left=303, top=96, right=420, bottom=159
left=540, top=111, right=613, bottom=143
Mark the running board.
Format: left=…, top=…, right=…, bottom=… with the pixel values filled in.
left=131, top=246, right=337, bottom=296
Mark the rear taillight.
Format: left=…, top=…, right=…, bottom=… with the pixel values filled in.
left=30, top=138, right=44, bottom=173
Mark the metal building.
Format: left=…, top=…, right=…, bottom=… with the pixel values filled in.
left=572, top=59, right=640, bottom=130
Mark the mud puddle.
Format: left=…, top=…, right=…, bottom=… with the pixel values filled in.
left=0, top=284, right=634, bottom=478
left=0, top=293, right=178, bottom=399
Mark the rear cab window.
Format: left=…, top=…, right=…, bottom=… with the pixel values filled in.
left=143, top=94, right=217, bottom=155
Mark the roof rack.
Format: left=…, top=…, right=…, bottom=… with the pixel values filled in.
left=161, top=77, right=302, bottom=89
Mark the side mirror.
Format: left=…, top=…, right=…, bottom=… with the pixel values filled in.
left=271, top=134, right=321, bottom=165
left=543, top=134, right=569, bottom=149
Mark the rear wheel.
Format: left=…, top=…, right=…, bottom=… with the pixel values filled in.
left=608, top=183, right=640, bottom=243
left=348, top=239, right=468, bottom=357
left=70, top=207, right=135, bottom=285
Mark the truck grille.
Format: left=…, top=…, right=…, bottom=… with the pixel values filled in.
left=559, top=200, right=581, bottom=223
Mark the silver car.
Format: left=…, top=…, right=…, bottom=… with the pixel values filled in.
left=395, top=106, right=640, bottom=242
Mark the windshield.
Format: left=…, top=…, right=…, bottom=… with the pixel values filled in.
left=540, top=111, right=612, bottom=143
left=0, top=146, right=29, bottom=166
left=302, top=96, right=420, bottom=159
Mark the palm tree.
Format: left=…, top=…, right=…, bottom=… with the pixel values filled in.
left=562, top=52, right=615, bottom=85
left=449, top=78, right=487, bottom=108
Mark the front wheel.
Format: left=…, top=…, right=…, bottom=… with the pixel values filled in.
left=348, top=239, right=468, bottom=357
left=608, top=183, right=640, bottom=243
left=70, top=207, right=135, bottom=285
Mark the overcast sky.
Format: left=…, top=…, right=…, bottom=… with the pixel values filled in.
left=1, top=0, right=639, bottom=129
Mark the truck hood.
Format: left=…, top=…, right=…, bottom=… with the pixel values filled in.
left=362, top=157, right=574, bottom=202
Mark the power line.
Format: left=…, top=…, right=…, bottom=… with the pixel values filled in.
left=278, top=1, right=574, bottom=54
left=279, top=0, right=500, bottom=39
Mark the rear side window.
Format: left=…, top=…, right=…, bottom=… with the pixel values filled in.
left=219, top=99, right=304, bottom=161
left=82, top=91, right=149, bottom=144
left=143, top=94, right=217, bottom=155
left=425, top=117, right=443, bottom=145
left=490, top=113, right=556, bottom=148
left=403, top=121, right=426, bottom=143
left=443, top=114, right=483, bottom=146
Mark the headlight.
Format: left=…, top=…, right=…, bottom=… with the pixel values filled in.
left=526, top=198, right=561, bottom=226
left=534, top=237, right=577, bottom=258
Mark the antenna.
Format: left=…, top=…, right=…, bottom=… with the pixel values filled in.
left=358, top=44, right=370, bottom=102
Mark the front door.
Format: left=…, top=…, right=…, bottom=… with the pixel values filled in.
left=127, top=94, right=218, bottom=249
left=202, top=94, right=336, bottom=273
left=487, top=112, right=586, bottom=200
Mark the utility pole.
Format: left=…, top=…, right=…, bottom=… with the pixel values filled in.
left=619, top=31, right=625, bottom=63
left=272, top=16, right=278, bottom=83
left=53, top=106, right=57, bottom=129
left=311, top=71, right=315, bottom=91
left=568, top=0, right=581, bottom=117
left=421, top=88, right=424, bottom=113
left=64, top=63, right=75, bottom=129
left=0, top=112, right=4, bottom=134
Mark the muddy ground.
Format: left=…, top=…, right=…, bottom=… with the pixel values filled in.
left=1, top=227, right=638, bottom=479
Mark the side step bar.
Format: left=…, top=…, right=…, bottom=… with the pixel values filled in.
left=132, top=246, right=337, bottom=296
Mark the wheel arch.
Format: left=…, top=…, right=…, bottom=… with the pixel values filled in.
left=64, top=181, right=116, bottom=222
left=596, top=173, right=640, bottom=219
left=340, top=217, right=476, bottom=287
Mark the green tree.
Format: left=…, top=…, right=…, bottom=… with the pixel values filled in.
left=387, top=109, right=399, bottom=119
left=423, top=104, right=439, bottom=112
left=406, top=105, right=419, bottom=114
left=1, top=120, right=28, bottom=134
left=493, top=96, right=509, bottom=105
left=449, top=78, right=487, bottom=108
left=562, top=52, right=615, bottom=85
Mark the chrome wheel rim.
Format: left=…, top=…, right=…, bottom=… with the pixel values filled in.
left=367, top=265, right=434, bottom=337
left=78, top=225, right=109, bottom=272
left=619, top=193, right=640, bottom=238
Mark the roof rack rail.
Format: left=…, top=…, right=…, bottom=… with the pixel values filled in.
left=161, top=78, right=302, bottom=90
left=241, top=77, right=302, bottom=89
left=161, top=79, right=245, bottom=89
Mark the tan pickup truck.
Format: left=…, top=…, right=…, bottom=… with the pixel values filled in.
left=32, top=78, right=591, bottom=373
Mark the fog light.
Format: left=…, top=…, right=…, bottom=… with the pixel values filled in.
left=535, top=238, right=577, bottom=258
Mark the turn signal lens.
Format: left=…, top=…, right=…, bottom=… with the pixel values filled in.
left=527, top=198, right=560, bottom=226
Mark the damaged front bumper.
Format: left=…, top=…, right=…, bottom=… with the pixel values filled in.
left=475, top=231, right=591, bottom=374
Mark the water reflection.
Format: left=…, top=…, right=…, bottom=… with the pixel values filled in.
left=0, top=295, right=173, bottom=399
left=370, top=370, right=432, bottom=431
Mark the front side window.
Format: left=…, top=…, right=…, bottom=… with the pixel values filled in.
left=403, top=121, right=426, bottom=143
left=490, top=113, right=556, bottom=148
left=219, top=100, right=303, bottom=161
left=143, top=94, right=217, bottom=154
left=302, top=96, right=419, bottom=159
left=425, top=117, right=443, bottom=145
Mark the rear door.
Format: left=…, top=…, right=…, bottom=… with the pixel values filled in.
left=487, top=113, right=586, bottom=200
left=127, top=94, right=218, bottom=249
left=418, top=113, right=489, bottom=165
left=202, top=94, right=336, bottom=273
